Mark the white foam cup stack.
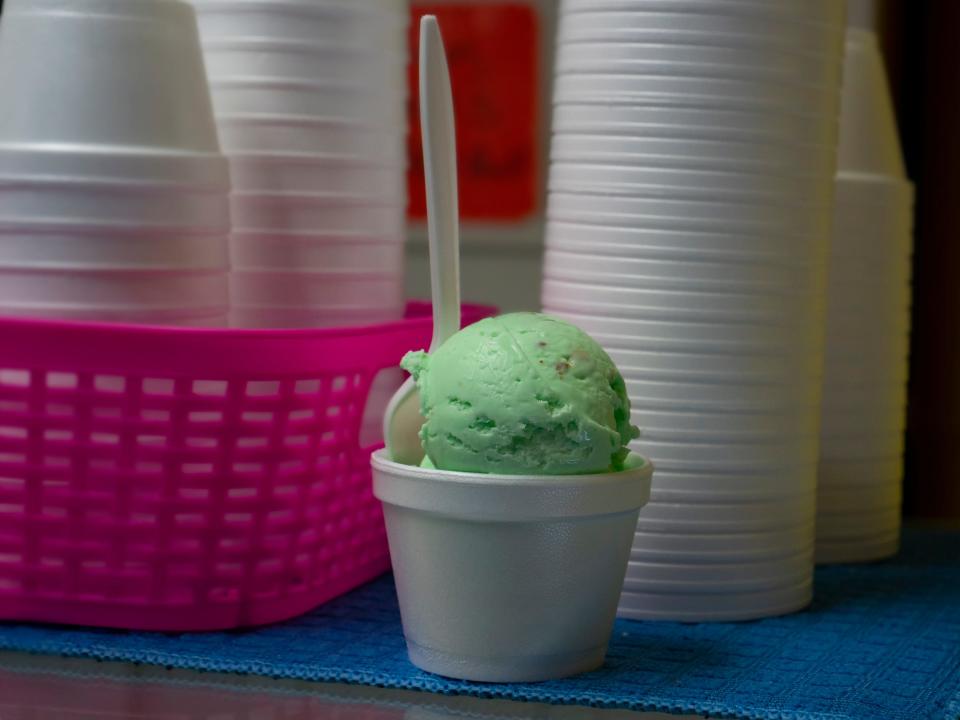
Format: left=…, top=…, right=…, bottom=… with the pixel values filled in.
left=543, top=0, right=846, bottom=620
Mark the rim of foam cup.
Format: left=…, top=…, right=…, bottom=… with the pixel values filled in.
left=372, top=448, right=653, bottom=521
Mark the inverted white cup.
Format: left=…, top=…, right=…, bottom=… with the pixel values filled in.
left=815, top=508, right=901, bottom=539
left=543, top=249, right=818, bottom=292
left=634, top=407, right=819, bottom=439
left=618, top=579, right=812, bottom=622
left=555, top=39, right=841, bottom=81
left=548, top=162, right=832, bottom=200
left=193, top=0, right=408, bottom=53
left=549, top=135, right=833, bottom=175
left=215, top=115, right=406, bottom=160
left=623, top=553, right=812, bottom=594
left=553, top=73, right=840, bottom=114
left=817, top=485, right=902, bottom=514
left=0, top=179, right=230, bottom=230
left=231, top=233, right=405, bottom=272
left=209, top=79, right=406, bottom=124
left=0, top=226, right=229, bottom=271
left=0, top=268, right=228, bottom=321
left=545, top=220, right=830, bottom=259
left=229, top=305, right=402, bottom=329
left=815, top=531, right=899, bottom=565
left=633, top=436, right=817, bottom=471
left=633, top=537, right=813, bottom=565
left=201, top=39, right=406, bottom=86
left=554, top=317, right=825, bottom=354
left=227, top=153, right=405, bottom=196
left=607, top=346, right=821, bottom=380
left=637, top=493, right=814, bottom=525
left=372, top=449, right=652, bottom=683
left=838, top=30, right=906, bottom=177
left=546, top=194, right=833, bottom=237
left=557, top=10, right=843, bottom=54
left=552, top=103, right=836, bottom=145
left=230, top=270, right=403, bottom=307
left=0, top=0, right=218, bottom=154
left=644, top=465, right=817, bottom=495
left=231, top=193, right=405, bottom=234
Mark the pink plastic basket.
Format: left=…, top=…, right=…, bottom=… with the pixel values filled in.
left=0, top=302, right=494, bottom=631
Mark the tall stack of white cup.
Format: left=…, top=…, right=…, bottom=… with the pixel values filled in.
left=0, top=0, right=231, bottom=325
left=190, top=0, right=409, bottom=328
left=816, top=14, right=914, bottom=564
left=542, top=0, right=846, bottom=621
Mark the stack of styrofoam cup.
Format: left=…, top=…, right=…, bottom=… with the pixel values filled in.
left=816, top=21, right=913, bottom=564
left=542, top=0, right=846, bottom=621
left=190, top=0, right=409, bottom=328
left=0, top=0, right=230, bottom=325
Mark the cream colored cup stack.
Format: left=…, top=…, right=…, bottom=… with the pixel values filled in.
left=816, top=6, right=913, bottom=564
left=543, top=0, right=847, bottom=621
left=190, top=0, right=410, bottom=328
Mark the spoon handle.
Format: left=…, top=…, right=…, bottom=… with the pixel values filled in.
left=419, top=15, right=462, bottom=351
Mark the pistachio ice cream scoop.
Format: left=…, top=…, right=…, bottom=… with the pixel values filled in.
left=401, top=312, right=639, bottom=475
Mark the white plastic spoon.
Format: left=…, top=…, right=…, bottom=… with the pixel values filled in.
left=384, top=15, right=461, bottom=465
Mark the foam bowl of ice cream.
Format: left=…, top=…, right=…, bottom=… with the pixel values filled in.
left=372, top=313, right=653, bottom=683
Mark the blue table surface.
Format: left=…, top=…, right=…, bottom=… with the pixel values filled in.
left=0, top=528, right=956, bottom=720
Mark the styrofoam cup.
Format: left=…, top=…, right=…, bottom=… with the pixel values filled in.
left=548, top=161, right=832, bottom=200
left=552, top=103, right=836, bottom=145
left=636, top=493, right=814, bottom=526
left=543, top=278, right=826, bottom=320
left=547, top=191, right=832, bottom=227
left=372, top=449, right=652, bottom=682
left=209, top=80, right=406, bottom=124
left=557, top=10, right=843, bottom=55
left=0, top=0, right=219, bottom=154
left=193, top=0, right=408, bottom=52
left=215, top=115, right=406, bottom=160
left=554, top=39, right=840, bottom=82
left=544, top=290, right=826, bottom=328
left=634, top=407, right=818, bottom=439
left=230, top=193, right=405, bottom=234
left=201, top=39, right=406, bottom=86
left=618, top=580, right=812, bottom=622
left=644, top=465, right=817, bottom=496
left=231, top=233, right=405, bottom=272
left=548, top=133, right=833, bottom=173
left=0, top=178, right=230, bottom=230
left=633, top=437, right=817, bottom=473
left=817, top=456, right=903, bottom=486
left=553, top=73, right=840, bottom=113
left=230, top=270, right=403, bottom=307
left=819, top=430, right=904, bottom=461
left=623, top=552, right=812, bottom=594
left=0, top=226, right=229, bottom=271
left=545, top=220, right=829, bottom=259
left=815, top=531, right=899, bottom=564
left=229, top=305, right=401, bottom=329
left=0, top=268, right=228, bottom=321
left=815, top=508, right=901, bottom=539
left=227, top=153, right=405, bottom=196
left=553, top=316, right=825, bottom=354
left=543, top=249, right=819, bottom=292
left=607, top=346, right=821, bottom=381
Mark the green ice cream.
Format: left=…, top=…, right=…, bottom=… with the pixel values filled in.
left=400, top=312, right=639, bottom=475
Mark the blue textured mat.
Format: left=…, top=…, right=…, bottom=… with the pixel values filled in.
left=0, top=529, right=957, bottom=720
